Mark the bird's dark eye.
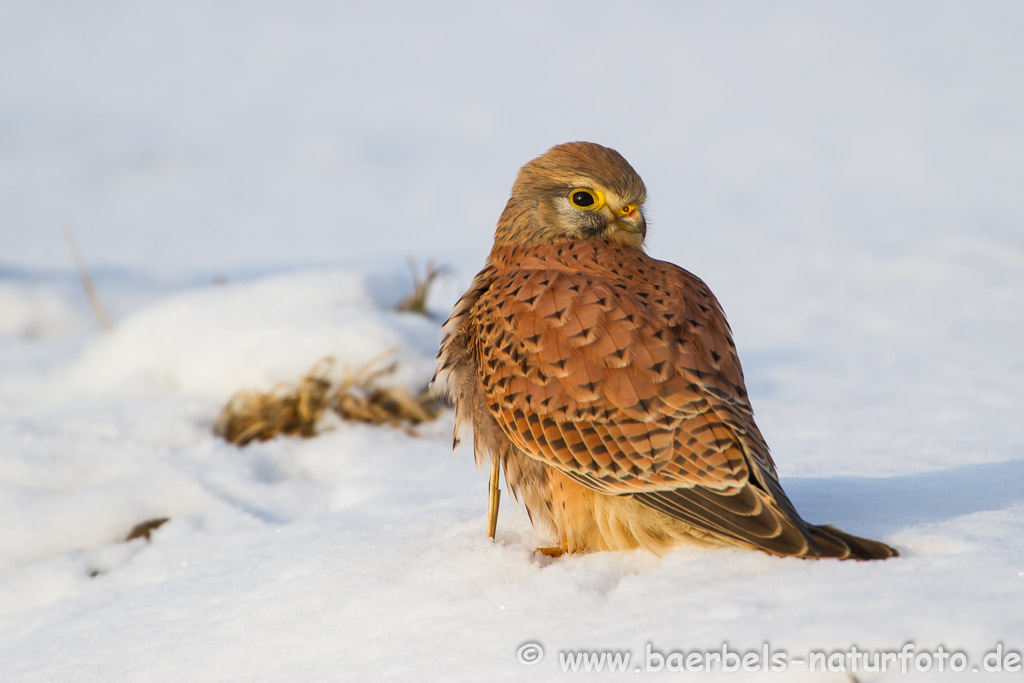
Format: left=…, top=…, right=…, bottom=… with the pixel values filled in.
left=570, top=189, right=596, bottom=208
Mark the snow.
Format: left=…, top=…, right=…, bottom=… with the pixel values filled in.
left=2, top=2, right=1023, bottom=681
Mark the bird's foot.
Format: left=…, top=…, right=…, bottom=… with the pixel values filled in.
left=534, top=541, right=569, bottom=557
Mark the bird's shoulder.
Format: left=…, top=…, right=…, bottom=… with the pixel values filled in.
left=481, top=240, right=724, bottom=327
left=472, top=240, right=750, bottom=423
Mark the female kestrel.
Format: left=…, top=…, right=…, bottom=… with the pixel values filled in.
left=433, top=141, right=896, bottom=560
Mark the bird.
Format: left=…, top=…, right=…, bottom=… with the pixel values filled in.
left=432, top=141, right=897, bottom=560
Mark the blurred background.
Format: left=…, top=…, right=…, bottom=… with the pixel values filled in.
left=3, top=0, right=1021, bottom=278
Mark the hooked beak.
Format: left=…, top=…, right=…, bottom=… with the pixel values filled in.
left=613, top=204, right=646, bottom=239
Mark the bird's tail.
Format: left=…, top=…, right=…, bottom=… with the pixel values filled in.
left=805, top=524, right=899, bottom=560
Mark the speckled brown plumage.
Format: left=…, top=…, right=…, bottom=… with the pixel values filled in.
left=433, top=141, right=896, bottom=560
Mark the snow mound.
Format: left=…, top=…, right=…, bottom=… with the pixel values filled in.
left=67, top=269, right=441, bottom=403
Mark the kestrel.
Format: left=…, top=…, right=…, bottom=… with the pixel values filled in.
left=433, top=142, right=896, bottom=560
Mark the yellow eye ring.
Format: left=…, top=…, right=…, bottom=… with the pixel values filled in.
left=568, top=188, right=606, bottom=211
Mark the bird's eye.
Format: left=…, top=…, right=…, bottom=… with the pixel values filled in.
left=570, top=189, right=597, bottom=209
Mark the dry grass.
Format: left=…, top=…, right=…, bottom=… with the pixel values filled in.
left=214, top=353, right=440, bottom=446
left=63, top=225, right=113, bottom=332
left=215, top=260, right=447, bottom=445
left=394, top=258, right=446, bottom=316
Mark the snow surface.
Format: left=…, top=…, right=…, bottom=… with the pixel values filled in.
left=2, top=2, right=1023, bottom=681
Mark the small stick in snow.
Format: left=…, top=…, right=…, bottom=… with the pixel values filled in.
left=395, top=257, right=447, bottom=317
left=63, top=225, right=112, bottom=332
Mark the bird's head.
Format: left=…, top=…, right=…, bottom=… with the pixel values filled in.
left=494, top=142, right=648, bottom=249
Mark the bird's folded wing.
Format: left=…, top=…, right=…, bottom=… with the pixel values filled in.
left=476, top=258, right=821, bottom=552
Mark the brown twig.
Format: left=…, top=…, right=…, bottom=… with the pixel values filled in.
left=395, top=257, right=447, bottom=316
left=62, top=226, right=112, bottom=332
